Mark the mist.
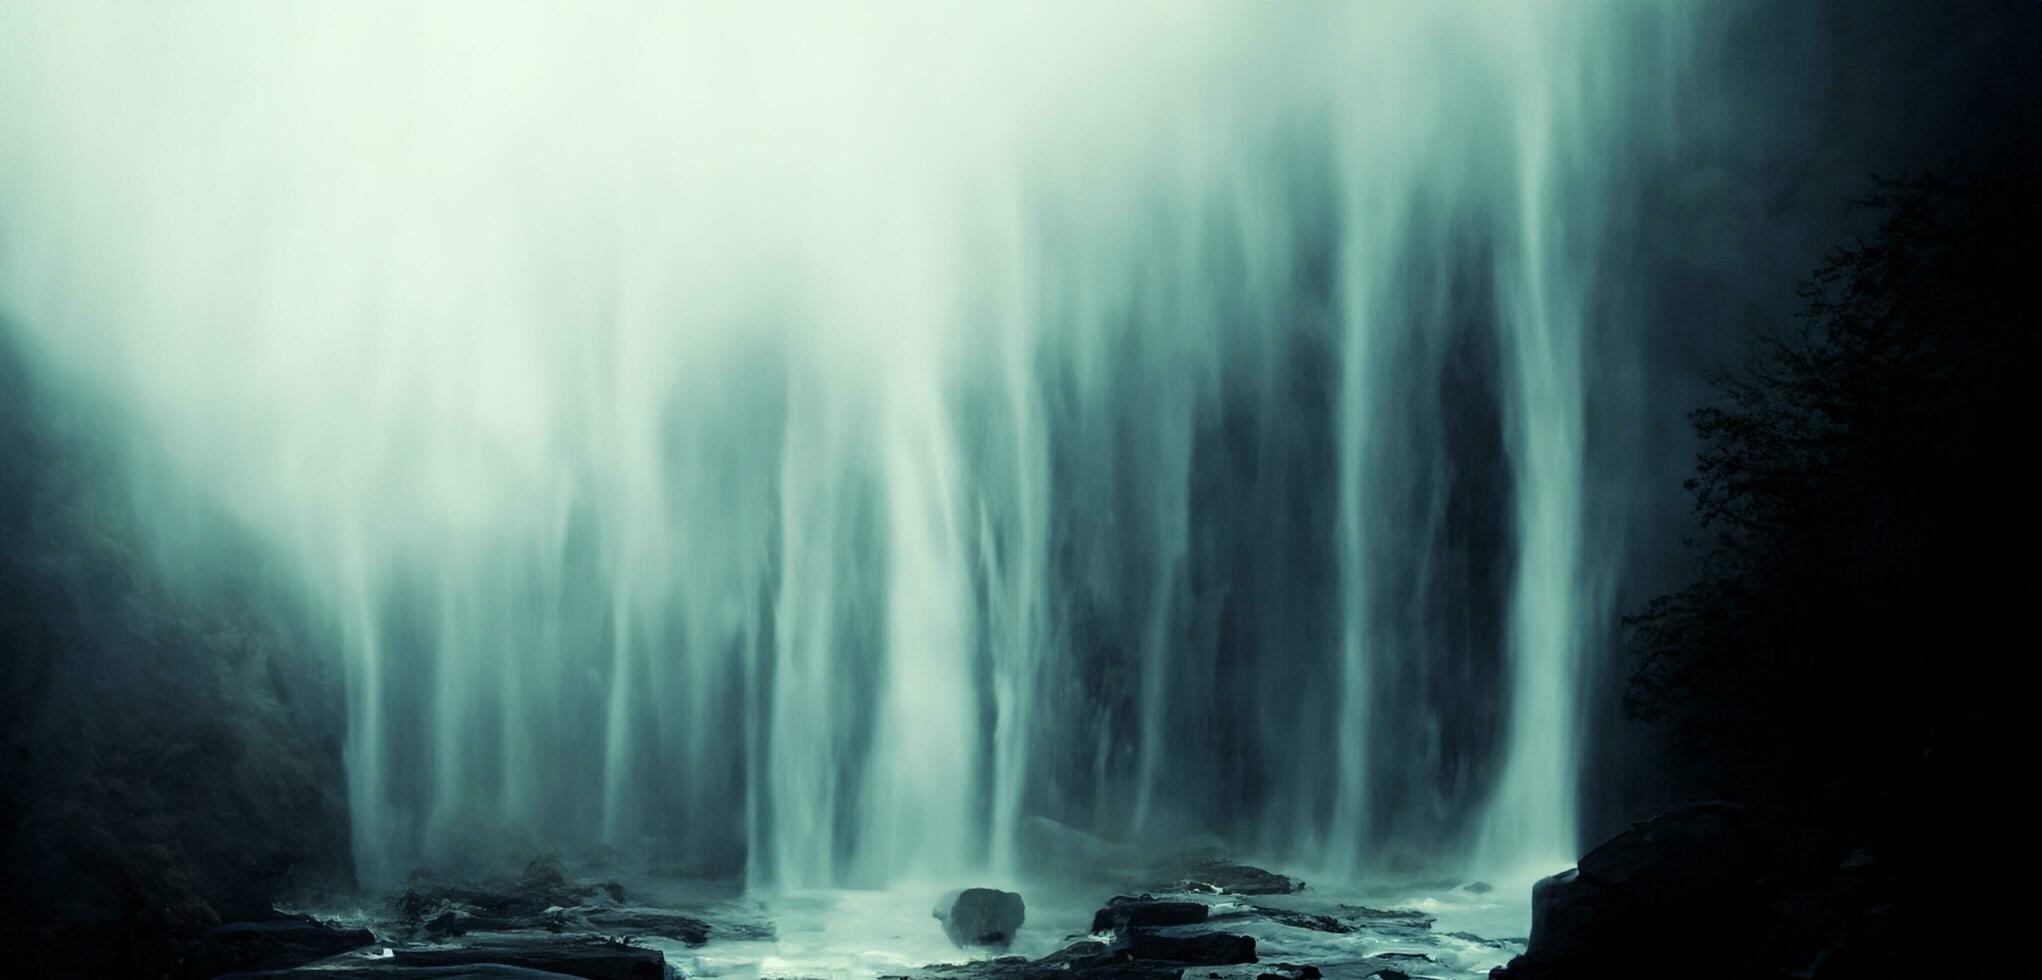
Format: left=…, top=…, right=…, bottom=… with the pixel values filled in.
left=8, top=3, right=2028, bottom=978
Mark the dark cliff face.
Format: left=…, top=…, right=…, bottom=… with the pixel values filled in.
left=0, top=340, right=355, bottom=978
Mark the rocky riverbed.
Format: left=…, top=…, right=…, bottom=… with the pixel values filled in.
left=187, top=845, right=1529, bottom=980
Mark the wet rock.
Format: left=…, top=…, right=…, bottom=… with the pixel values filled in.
left=393, top=860, right=670, bottom=943
left=220, top=965, right=585, bottom=979
left=576, top=906, right=713, bottom=944
left=1168, top=863, right=1301, bottom=896
left=1260, top=911, right=1348, bottom=934
left=934, top=888, right=1027, bottom=946
left=895, top=953, right=1035, bottom=980
left=1518, top=805, right=1778, bottom=972
left=421, top=908, right=564, bottom=939
left=1223, top=895, right=1429, bottom=941
left=394, top=863, right=774, bottom=950
left=897, top=940, right=1182, bottom=980
left=1362, top=954, right=1439, bottom=980
left=1122, top=932, right=1256, bottom=965
left=1090, top=895, right=1209, bottom=932
left=1340, top=906, right=1432, bottom=929
left=387, top=934, right=666, bottom=980
left=1255, top=965, right=1321, bottom=980
left=395, top=858, right=616, bottom=934
left=1330, top=905, right=1432, bottom=947
left=1441, top=931, right=1514, bottom=949
left=177, top=913, right=377, bottom=977
left=1043, top=945, right=1184, bottom=980
left=586, top=899, right=776, bottom=944
left=1491, top=802, right=1869, bottom=980
left=1092, top=966, right=1186, bottom=980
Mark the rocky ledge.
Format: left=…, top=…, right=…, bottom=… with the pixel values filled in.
left=1492, top=802, right=1904, bottom=980
left=214, top=934, right=666, bottom=979
left=177, top=914, right=378, bottom=978
left=173, top=847, right=1509, bottom=980
left=197, top=858, right=785, bottom=979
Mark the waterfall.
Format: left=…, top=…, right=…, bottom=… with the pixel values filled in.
left=0, top=2, right=1694, bottom=888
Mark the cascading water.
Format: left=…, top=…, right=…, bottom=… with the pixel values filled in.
left=0, top=2, right=1694, bottom=892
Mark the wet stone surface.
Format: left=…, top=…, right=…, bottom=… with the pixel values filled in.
left=244, top=855, right=1520, bottom=980
left=935, top=889, right=1028, bottom=947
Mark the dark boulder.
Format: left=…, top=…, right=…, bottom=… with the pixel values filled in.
left=1090, top=895, right=1209, bottom=933
left=1491, top=802, right=1886, bottom=980
left=1121, top=932, right=1255, bottom=965
left=934, top=888, right=1027, bottom=947
left=1495, top=805, right=1770, bottom=978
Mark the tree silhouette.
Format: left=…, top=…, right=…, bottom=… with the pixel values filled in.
left=1626, top=165, right=2031, bottom=841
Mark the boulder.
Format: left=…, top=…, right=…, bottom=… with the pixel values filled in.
left=1491, top=802, right=1868, bottom=980
left=934, top=888, right=1027, bottom=947
left=1090, top=895, right=1209, bottom=933
left=1121, top=932, right=1256, bottom=965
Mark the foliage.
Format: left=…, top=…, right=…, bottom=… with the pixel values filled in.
left=1625, top=167, right=2032, bottom=822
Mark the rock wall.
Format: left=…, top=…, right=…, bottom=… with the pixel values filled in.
left=0, top=342, right=355, bottom=977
